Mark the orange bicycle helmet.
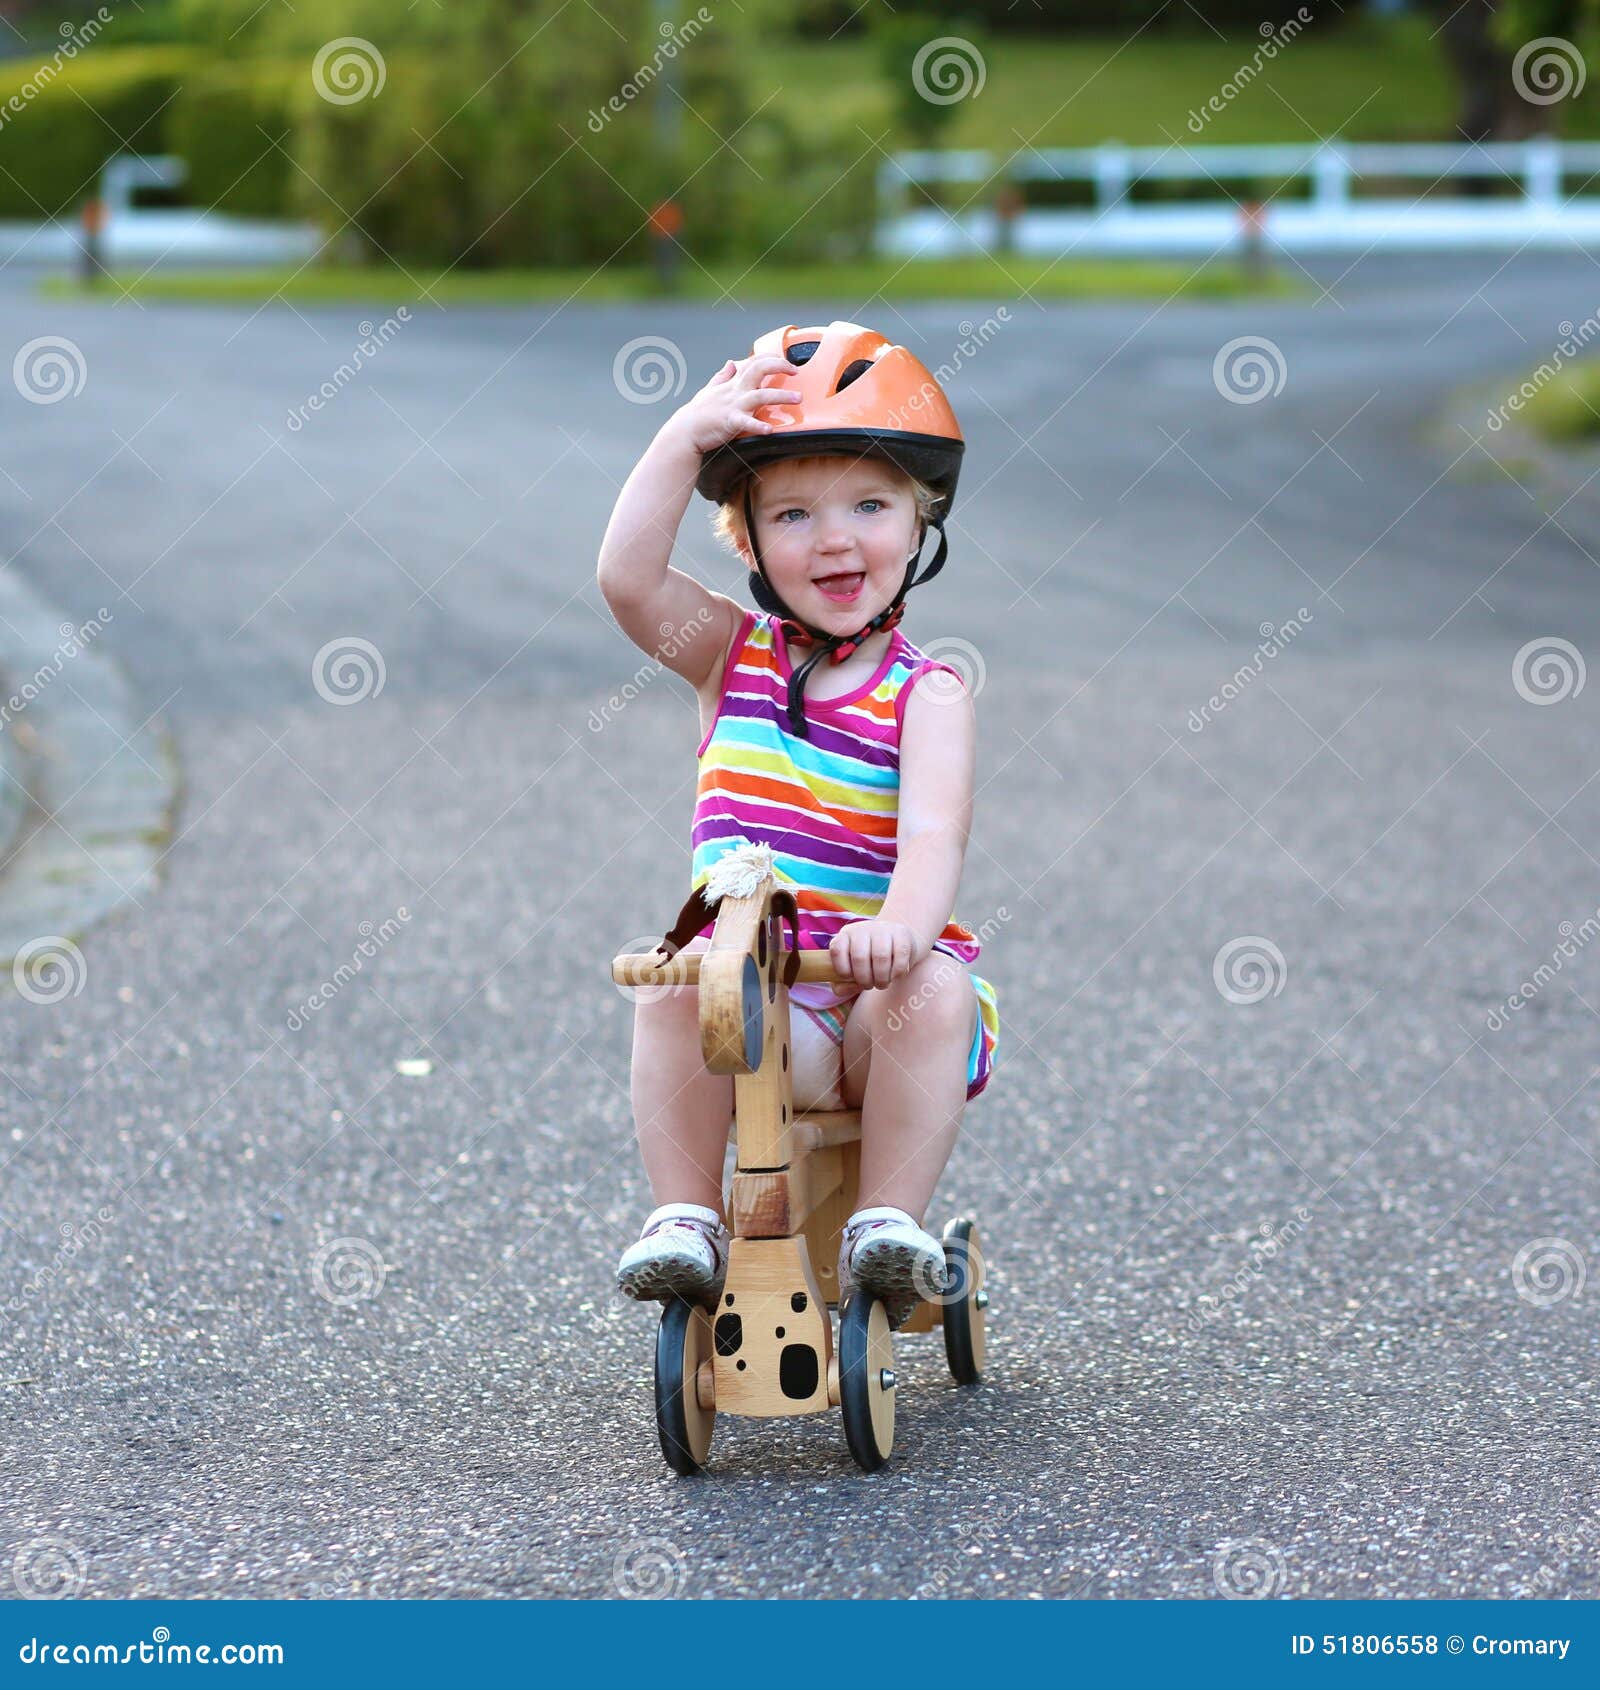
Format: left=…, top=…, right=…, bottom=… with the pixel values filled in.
left=695, top=321, right=965, bottom=737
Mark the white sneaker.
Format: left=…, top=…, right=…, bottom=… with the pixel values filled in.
left=616, top=1203, right=731, bottom=1306
left=838, top=1205, right=948, bottom=1329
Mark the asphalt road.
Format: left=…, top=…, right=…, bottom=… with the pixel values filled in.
left=2, top=251, right=1599, bottom=1599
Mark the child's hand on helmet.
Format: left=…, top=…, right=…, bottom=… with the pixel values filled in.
left=666, top=354, right=803, bottom=457
left=827, top=919, right=923, bottom=990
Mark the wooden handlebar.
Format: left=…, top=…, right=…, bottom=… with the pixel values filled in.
left=610, top=948, right=846, bottom=988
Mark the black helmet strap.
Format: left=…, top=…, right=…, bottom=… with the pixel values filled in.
left=740, top=479, right=949, bottom=738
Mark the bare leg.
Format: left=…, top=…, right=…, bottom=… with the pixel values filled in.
left=838, top=953, right=977, bottom=1224
left=628, top=944, right=734, bottom=1215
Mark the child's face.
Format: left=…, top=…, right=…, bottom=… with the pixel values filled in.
left=741, top=457, right=920, bottom=632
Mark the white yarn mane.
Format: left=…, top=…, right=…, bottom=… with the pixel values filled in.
left=704, top=841, right=776, bottom=902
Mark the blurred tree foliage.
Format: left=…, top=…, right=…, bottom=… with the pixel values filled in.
left=161, top=0, right=882, bottom=266
left=0, top=48, right=198, bottom=218
left=1429, top=0, right=1597, bottom=138
left=796, top=0, right=1331, bottom=31
left=866, top=9, right=989, bottom=149
left=1492, top=0, right=1600, bottom=121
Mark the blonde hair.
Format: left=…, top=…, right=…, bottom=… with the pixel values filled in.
left=710, top=454, right=942, bottom=564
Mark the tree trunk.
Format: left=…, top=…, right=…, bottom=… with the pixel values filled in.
left=1435, top=0, right=1545, bottom=156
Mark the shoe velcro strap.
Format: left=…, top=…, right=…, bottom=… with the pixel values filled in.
left=844, top=1205, right=918, bottom=1232
left=642, top=1202, right=725, bottom=1234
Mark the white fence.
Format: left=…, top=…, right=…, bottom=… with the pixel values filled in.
left=877, top=140, right=1600, bottom=257
left=0, top=153, right=323, bottom=271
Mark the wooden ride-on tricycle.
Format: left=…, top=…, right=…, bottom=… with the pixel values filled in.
left=611, top=850, right=989, bottom=1474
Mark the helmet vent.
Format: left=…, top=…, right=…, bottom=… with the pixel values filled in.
left=834, top=359, right=873, bottom=393
left=786, top=340, right=820, bottom=366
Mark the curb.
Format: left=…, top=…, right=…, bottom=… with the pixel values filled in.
left=0, top=687, right=25, bottom=870
left=0, top=563, right=180, bottom=978
left=1429, top=375, right=1600, bottom=526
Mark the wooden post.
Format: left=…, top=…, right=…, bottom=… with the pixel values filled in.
left=993, top=181, right=1024, bottom=255
left=79, top=199, right=107, bottom=286
left=1239, top=198, right=1267, bottom=284
left=648, top=199, right=683, bottom=294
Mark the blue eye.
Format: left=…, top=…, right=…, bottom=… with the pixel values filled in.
left=775, top=508, right=805, bottom=523
left=858, top=499, right=883, bottom=513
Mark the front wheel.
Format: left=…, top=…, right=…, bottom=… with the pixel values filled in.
left=839, top=1291, right=896, bottom=1471
left=655, top=1297, right=715, bottom=1475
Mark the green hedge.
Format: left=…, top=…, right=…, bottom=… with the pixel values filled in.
left=168, top=61, right=299, bottom=218
left=0, top=48, right=199, bottom=220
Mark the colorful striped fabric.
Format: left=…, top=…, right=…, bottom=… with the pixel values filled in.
left=690, top=609, right=999, bottom=1090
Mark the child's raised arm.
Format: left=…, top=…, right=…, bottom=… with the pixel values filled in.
left=596, top=352, right=802, bottom=690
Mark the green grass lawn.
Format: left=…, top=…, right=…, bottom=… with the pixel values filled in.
left=763, top=15, right=1479, bottom=150
left=1519, top=360, right=1600, bottom=442
left=43, top=253, right=1304, bottom=307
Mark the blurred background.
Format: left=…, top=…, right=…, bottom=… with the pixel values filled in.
left=3, top=0, right=1600, bottom=1603
left=1, top=0, right=1598, bottom=292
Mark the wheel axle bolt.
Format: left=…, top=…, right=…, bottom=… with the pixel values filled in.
left=879, top=1368, right=896, bottom=1392
left=973, top=1289, right=989, bottom=1310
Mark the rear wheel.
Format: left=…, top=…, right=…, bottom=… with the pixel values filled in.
left=941, top=1218, right=986, bottom=1384
left=655, top=1297, right=715, bottom=1474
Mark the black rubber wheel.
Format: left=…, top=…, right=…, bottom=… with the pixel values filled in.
left=655, top=1297, right=715, bottom=1475
left=941, top=1217, right=986, bottom=1384
left=838, top=1291, right=896, bottom=1471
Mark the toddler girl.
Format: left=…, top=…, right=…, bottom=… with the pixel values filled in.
left=596, top=320, right=999, bottom=1328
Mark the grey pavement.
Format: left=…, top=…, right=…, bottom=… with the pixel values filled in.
left=0, top=562, right=177, bottom=968
left=1, top=250, right=1599, bottom=1599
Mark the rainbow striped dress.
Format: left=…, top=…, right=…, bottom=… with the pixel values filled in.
left=691, top=609, right=999, bottom=1100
